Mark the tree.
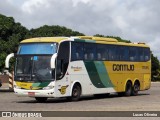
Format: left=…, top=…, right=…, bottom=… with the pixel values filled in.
left=94, top=34, right=131, bottom=43
left=151, top=53, right=160, bottom=80
left=0, top=14, right=29, bottom=71
left=26, top=25, right=84, bottom=38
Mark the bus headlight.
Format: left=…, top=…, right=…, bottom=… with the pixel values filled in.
left=43, top=86, right=54, bottom=90
left=14, top=85, right=21, bottom=89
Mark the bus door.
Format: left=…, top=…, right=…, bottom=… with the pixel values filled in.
left=55, top=41, right=71, bottom=97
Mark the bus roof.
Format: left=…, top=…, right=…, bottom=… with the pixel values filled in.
left=20, top=37, right=68, bottom=43
left=77, top=36, right=149, bottom=48
left=20, top=36, right=149, bottom=48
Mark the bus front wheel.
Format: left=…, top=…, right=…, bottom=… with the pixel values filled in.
left=35, top=97, right=48, bottom=103
left=67, top=84, right=81, bottom=101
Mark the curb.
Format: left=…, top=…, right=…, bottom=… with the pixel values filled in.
left=0, top=89, right=14, bottom=92
left=151, top=82, right=160, bottom=84
left=0, top=83, right=14, bottom=92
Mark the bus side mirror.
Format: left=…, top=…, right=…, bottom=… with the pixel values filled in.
left=5, top=53, right=16, bottom=71
left=50, top=53, right=57, bottom=69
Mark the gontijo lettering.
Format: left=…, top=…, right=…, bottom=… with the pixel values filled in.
left=113, top=64, right=134, bottom=71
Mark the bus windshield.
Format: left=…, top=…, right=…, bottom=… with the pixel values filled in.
left=15, top=43, right=58, bottom=82
left=15, top=56, right=53, bottom=82
left=18, top=43, right=57, bottom=55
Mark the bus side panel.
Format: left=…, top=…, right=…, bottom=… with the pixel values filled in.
left=83, top=61, right=116, bottom=94
left=139, top=61, right=151, bottom=90
left=143, top=74, right=151, bottom=90
left=68, top=60, right=150, bottom=95
left=54, top=75, right=71, bottom=97
left=103, top=61, right=129, bottom=92
left=104, top=61, right=151, bottom=92
left=69, top=61, right=116, bottom=95
left=69, top=61, right=92, bottom=95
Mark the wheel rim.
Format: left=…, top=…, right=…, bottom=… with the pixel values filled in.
left=127, top=83, right=131, bottom=92
left=134, top=84, right=139, bottom=92
left=73, top=88, right=78, bottom=97
left=126, top=82, right=132, bottom=96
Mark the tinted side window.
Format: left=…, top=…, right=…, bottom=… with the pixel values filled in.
left=71, top=42, right=150, bottom=62
left=57, top=42, right=70, bottom=62
left=116, top=46, right=129, bottom=61
left=137, top=47, right=144, bottom=61
left=84, top=43, right=96, bottom=60
left=56, top=41, right=70, bottom=79
left=71, top=42, right=84, bottom=61
left=144, top=48, right=150, bottom=61
left=97, top=44, right=108, bottom=60
left=108, top=45, right=116, bottom=61
left=129, top=47, right=138, bottom=61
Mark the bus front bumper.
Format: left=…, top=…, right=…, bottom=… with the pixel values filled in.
left=14, top=88, right=55, bottom=98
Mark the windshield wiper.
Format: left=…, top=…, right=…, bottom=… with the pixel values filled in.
left=33, top=73, right=43, bottom=82
left=16, top=74, right=31, bottom=81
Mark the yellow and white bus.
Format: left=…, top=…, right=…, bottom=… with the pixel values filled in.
left=6, top=36, right=151, bottom=102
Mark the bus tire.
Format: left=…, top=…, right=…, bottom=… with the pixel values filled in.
left=124, top=81, right=132, bottom=96
left=131, top=81, right=140, bottom=96
left=67, top=84, right=81, bottom=101
left=35, top=97, right=48, bottom=103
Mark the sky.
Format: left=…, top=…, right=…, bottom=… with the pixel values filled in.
left=0, top=0, right=160, bottom=60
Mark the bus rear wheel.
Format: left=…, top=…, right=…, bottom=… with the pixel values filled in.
left=67, top=84, right=81, bottom=101
left=35, top=97, right=48, bottom=103
left=124, top=81, right=132, bottom=96
left=131, top=81, right=140, bottom=96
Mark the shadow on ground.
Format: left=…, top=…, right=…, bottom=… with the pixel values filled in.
left=17, top=93, right=150, bottom=104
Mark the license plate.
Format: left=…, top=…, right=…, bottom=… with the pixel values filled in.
left=28, top=92, right=35, bottom=96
